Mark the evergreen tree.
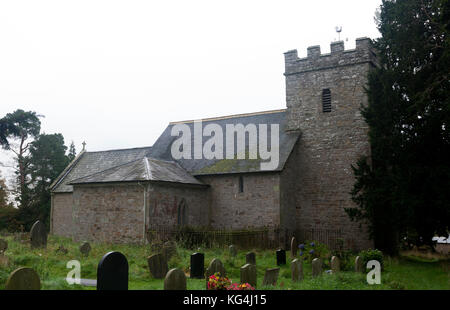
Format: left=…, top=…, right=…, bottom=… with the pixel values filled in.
left=68, top=141, right=77, bottom=162
left=347, top=0, right=450, bottom=254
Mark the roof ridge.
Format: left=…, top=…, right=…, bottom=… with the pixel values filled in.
left=85, top=146, right=153, bottom=153
left=143, top=157, right=152, bottom=180
left=169, top=109, right=286, bottom=125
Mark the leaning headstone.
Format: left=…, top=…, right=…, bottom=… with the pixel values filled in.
left=276, top=249, right=286, bottom=265
left=0, top=239, right=8, bottom=253
left=229, top=245, right=237, bottom=257
left=291, top=258, right=303, bottom=282
left=311, top=258, right=322, bottom=277
left=190, top=252, right=204, bottom=279
left=331, top=256, right=340, bottom=273
left=290, top=237, right=298, bottom=258
left=240, top=263, right=257, bottom=288
left=245, top=252, right=256, bottom=265
left=262, top=267, right=279, bottom=286
left=355, top=256, right=364, bottom=273
left=147, top=253, right=169, bottom=279
left=5, top=267, right=41, bottom=290
left=164, top=268, right=187, bottom=290
left=30, top=220, right=47, bottom=249
left=97, top=251, right=128, bottom=290
left=79, top=242, right=91, bottom=256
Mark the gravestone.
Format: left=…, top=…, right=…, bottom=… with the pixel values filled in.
left=162, top=241, right=176, bottom=261
left=311, top=258, right=322, bottom=277
left=229, top=245, right=237, bottom=257
left=355, top=256, right=364, bottom=273
left=291, top=258, right=303, bottom=282
left=290, top=237, right=297, bottom=258
left=30, top=220, right=47, bottom=248
left=205, top=258, right=226, bottom=289
left=79, top=242, right=91, bottom=256
left=0, top=254, right=9, bottom=267
left=0, top=239, right=8, bottom=253
left=190, top=252, right=204, bottom=279
left=147, top=253, right=169, bottom=279
left=164, top=268, right=187, bottom=290
left=276, top=249, right=286, bottom=265
left=240, top=263, right=257, bottom=288
left=5, top=267, right=41, bottom=290
left=331, top=256, right=340, bottom=273
left=245, top=252, right=256, bottom=265
left=262, top=268, right=279, bottom=286
left=97, top=251, right=128, bottom=290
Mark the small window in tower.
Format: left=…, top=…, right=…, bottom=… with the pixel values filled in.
left=322, top=88, right=331, bottom=112
left=238, top=176, right=244, bottom=193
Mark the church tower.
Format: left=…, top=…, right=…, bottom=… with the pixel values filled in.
left=283, top=38, right=377, bottom=250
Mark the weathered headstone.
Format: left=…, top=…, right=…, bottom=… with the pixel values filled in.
left=240, top=263, right=257, bottom=288
left=30, top=220, right=47, bottom=248
left=0, top=239, right=8, bottom=253
left=291, top=258, right=303, bottom=282
left=147, top=253, right=169, bottom=279
left=262, top=267, right=279, bottom=286
left=164, top=268, right=187, bottom=290
left=245, top=252, right=256, bottom=265
left=311, top=258, right=322, bottom=277
left=190, top=252, right=204, bottom=279
left=205, top=258, right=226, bottom=289
left=290, top=237, right=298, bottom=258
left=276, top=249, right=286, bottom=265
left=355, top=256, right=364, bottom=273
left=229, top=245, right=237, bottom=257
left=162, top=241, right=176, bottom=261
left=97, top=251, right=128, bottom=290
left=0, top=254, right=9, bottom=267
left=5, top=267, right=41, bottom=290
left=331, top=256, right=340, bottom=273
left=79, top=242, right=91, bottom=256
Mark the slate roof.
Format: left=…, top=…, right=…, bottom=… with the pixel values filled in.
left=149, top=109, right=300, bottom=175
left=51, top=109, right=300, bottom=192
left=69, top=157, right=204, bottom=186
left=51, top=146, right=153, bottom=193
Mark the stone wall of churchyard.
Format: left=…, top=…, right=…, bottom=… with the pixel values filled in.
left=197, top=173, right=281, bottom=230
left=146, top=182, right=210, bottom=230
left=72, top=183, right=145, bottom=243
left=51, top=192, right=75, bottom=237
left=284, top=38, right=376, bottom=250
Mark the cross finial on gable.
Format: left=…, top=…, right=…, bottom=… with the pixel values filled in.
left=82, top=141, right=86, bottom=151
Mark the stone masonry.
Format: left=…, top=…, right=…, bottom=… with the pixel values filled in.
left=284, top=38, right=377, bottom=250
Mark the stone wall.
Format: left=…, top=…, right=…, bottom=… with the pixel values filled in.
left=51, top=192, right=74, bottom=237
left=198, top=173, right=281, bottom=230
left=284, top=38, right=376, bottom=250
left=146, top=182, right=210, bottom=229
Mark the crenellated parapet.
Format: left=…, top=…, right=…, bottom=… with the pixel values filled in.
left=284, top=37, right=377, bottom=76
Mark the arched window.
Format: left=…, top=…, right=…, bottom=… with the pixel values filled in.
left=177, top=198, right=187, bottom=226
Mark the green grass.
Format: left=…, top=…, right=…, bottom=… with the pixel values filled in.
left=0, top=234, right=448, bottom=290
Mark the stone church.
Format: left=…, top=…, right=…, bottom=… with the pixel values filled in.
left=50, top=38, right=377, bottom=250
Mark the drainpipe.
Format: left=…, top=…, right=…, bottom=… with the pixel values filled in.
left=138, top=182, right=148, bottom=244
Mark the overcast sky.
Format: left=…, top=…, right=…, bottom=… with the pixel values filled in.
left=0, top=0, right=381, bottom=184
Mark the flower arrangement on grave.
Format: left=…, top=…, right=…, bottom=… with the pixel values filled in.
left=298, top=241, right=330, bottom=263
left=207, top=272, right=255, bottom=290
left=207, top=272, right=231, bottom=290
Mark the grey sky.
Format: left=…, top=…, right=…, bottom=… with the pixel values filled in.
left=0, top=0, right=381, bottom=184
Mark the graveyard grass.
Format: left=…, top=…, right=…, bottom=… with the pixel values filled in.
left=0, top=235, right=449, bottom=290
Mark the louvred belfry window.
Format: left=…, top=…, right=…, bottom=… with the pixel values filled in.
left=322, top=88, right=331, bottom=112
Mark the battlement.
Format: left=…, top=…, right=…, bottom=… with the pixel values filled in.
left=284, top=37, right=377, bottom=76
